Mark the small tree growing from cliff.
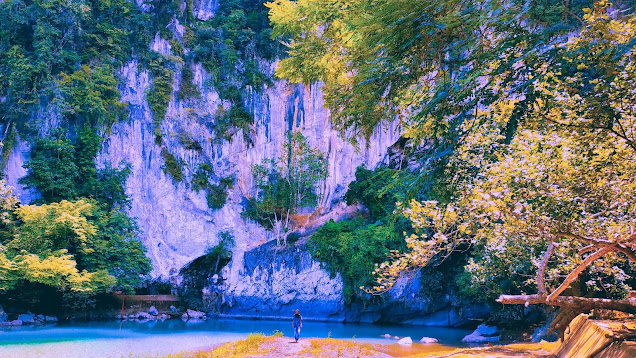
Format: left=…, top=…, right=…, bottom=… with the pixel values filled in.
left=245, top=131, right=328, bottom=245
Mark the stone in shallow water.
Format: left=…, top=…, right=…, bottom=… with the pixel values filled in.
left=381, top=333, right=392, bottom=338
left=148, top=306, right=159, bottom=315
left=397, top=337, right=413, bottom=345
left=420, top=337, right=438, bottom=343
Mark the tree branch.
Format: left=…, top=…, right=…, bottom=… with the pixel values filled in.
left=547, top=246, right=614, bottom=301
left=616, top=244, right=636, bottom=263
left=537, top=242, right=556, bottom=294
left=497, top=293, right=636, bottom=313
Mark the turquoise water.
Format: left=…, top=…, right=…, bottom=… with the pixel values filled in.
left=0, top=319, right=472, bottom=357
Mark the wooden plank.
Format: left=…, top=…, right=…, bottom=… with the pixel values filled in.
left=112, top=294, right=180, bottom=302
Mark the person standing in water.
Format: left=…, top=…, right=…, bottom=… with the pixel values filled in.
left=292, top=309, right=303, bottom=342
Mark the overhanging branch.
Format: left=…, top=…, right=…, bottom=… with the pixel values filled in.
left=497, top=294, right=636, bottom=314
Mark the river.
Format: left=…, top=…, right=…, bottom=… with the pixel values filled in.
left=0, top=319, right=473, bottom=357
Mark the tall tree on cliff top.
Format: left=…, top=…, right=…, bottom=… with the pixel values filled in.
left=268, top=0, right=636, bottom=313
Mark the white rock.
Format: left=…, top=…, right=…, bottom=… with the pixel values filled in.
left=148, top=306, right=159, bottom=315
left=397, top=337, right=413, bottom=345
left=186, top=309, right=206, bottom=319
left=10, top=319, right=23, bottom=326
left=420, top=337, right=438, bottom=343
left=381, top=333, right=392, bottom=338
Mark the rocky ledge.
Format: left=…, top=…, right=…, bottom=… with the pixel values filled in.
left=0, top=305, right=58, bottom=327
left=193, top=239, right=490, bottom=326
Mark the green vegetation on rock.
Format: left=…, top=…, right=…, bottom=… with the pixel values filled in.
left=161, top=148, right=185, bottom=183
left=271, top=0, right=636, bottom=314
left=244, top=132, right=328, bottom=244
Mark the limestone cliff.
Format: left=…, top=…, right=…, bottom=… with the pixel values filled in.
left=1, top=3, right=483, bottom=326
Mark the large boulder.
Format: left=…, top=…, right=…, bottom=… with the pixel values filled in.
left=462, top=331, right=501, bottom=343
left=420, top=337, right=439, bottom=343
left=462, top=324, right=501, bottom=344
left=17, top=313, right=35, bottom=323
left=596, top=341, right=636, bottom=358
left=556, top=314, right=636, bottom=358
left=397, top=337, right=413, bottom=345
left=476, top=324, right=498, bottom=336
left=148, top=306, right=159, bottom=315
left=462, top=323, right=500, bottom=343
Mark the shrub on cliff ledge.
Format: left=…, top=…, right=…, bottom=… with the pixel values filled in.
left=310, top=219, right=404, bottom=303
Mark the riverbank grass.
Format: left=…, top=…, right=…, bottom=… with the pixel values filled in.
left=300, top=337, right=378, bottom=357
left=147, top=332, right=279, bottom=358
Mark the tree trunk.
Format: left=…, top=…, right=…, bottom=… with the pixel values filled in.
left=497, top=294, right=636, bottom=313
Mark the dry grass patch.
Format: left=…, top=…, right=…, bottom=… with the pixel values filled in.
left=144, top=333, right=275, bottom=358
left=300, top=338, right=383, bottom=357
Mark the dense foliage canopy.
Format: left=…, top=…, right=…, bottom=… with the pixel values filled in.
left=269, top=0, right=636, bottom=311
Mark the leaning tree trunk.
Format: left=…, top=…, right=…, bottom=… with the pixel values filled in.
left=497, top=294, right=636, bottom=313
left=496, top=236, right=636, bottom=313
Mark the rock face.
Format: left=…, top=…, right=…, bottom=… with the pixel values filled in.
left=0, top=5, right=484, bottom=326
left=193, top=0, right=219, bottom=20
left=201, top=239, right=488, bottom=325
left=211, top=239, right=344, bottom=320
left=90, top=60, right=399, bottom=280
left=557, top=314, right=636, bottom=358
